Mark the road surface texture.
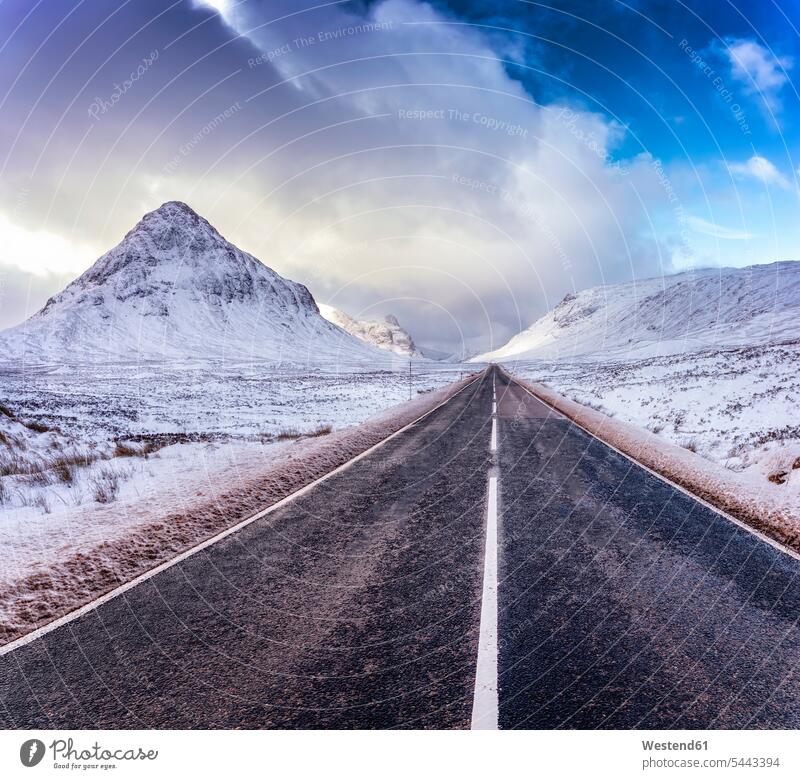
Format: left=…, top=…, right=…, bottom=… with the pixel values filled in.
left=1, top=366, right=799, bottom=728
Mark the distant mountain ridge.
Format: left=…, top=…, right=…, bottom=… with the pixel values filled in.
left=0, top=201, right=389, bottom=365
left=318, top=304, right=422, bottom=358
left=473, top=261, right=800, bottom=362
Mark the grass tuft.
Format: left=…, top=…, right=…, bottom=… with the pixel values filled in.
left=91, top=467, right=120, bottom=504
left=113, top=441, right=140, bottom=458
left=23, top=420, right=51, bottom=434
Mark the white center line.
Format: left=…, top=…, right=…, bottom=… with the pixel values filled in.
left=490, top=417, right=497, bottom=451
left=471, top=475, right=499, bottom=730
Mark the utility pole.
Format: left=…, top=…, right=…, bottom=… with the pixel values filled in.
left=408, top=357, right=412, bottom=400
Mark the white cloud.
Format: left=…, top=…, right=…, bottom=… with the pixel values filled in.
left=686, top=215, right=754, bottom=240
left=0, top=213, right=96, bottom=276
left=725, top=38, right=792, bottom=112
left=728, top=155, right=789, bottom=188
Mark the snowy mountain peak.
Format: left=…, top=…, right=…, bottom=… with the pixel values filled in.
left=35, top=199, right=325, bottom=321
left=67, top=200, right=289, bottom=297
left=136, top=199, right=211, bottom=228
left=2, top=203, right=388, bottom=364
left=318, top=304, right=422, bottom=358
left=124, top=200, right=218, bottom=242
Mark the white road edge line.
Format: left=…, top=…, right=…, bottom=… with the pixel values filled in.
left=0, top=371, right=488, bottom=657
left=472, top=475, right=499, bottom=730
left=503, top=367, right=800, bottom=563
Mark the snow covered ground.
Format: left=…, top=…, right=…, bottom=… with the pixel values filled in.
left=0, top=360, right=464, bottom=514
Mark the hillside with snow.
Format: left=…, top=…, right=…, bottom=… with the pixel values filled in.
left=477, top=261, right=800, bottom=498
left=318, top=304, right=422, bottom=358
left=473, top=262, right=800, bottom=362
left=0, top=201, right=387, bottom=366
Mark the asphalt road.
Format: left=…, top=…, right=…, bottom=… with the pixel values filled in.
left=1, top=366, right=798, bottom=729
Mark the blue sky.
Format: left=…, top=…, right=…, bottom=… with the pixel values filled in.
left=0, top=0, right=798, bottom=353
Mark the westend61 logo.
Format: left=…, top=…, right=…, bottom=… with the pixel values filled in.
left=19, top=738, right=158, bottom=768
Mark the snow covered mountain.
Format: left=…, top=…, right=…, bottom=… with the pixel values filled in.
left=0, top=201, right=388, bottom=365
left=318, top=304, right=422, bottom=357
left=473, top=261, right=800, bottom=362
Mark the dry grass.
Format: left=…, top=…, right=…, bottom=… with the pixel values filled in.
left=276, top=424, right=332, bottom=441
left=680, top=437, right=699, bottom=453
left=0, top=450, right=99, bottom=484
left=23, top=467, right=51, bottom=487
left=23, top=420, right=51, bottom=434
left=768, top=471, right=789, bottom=485
left=113, top=441, right=141, bottom=458
left=52, top=460, right=76, bottom=485
left=32, top=493, right=51, bottom=514
left=90, top=467, right=120, bottom=504
left=0, top=431, right=167, bottom=514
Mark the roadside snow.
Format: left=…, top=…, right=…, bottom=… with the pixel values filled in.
left=0, top=439, right=288, bottom=594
